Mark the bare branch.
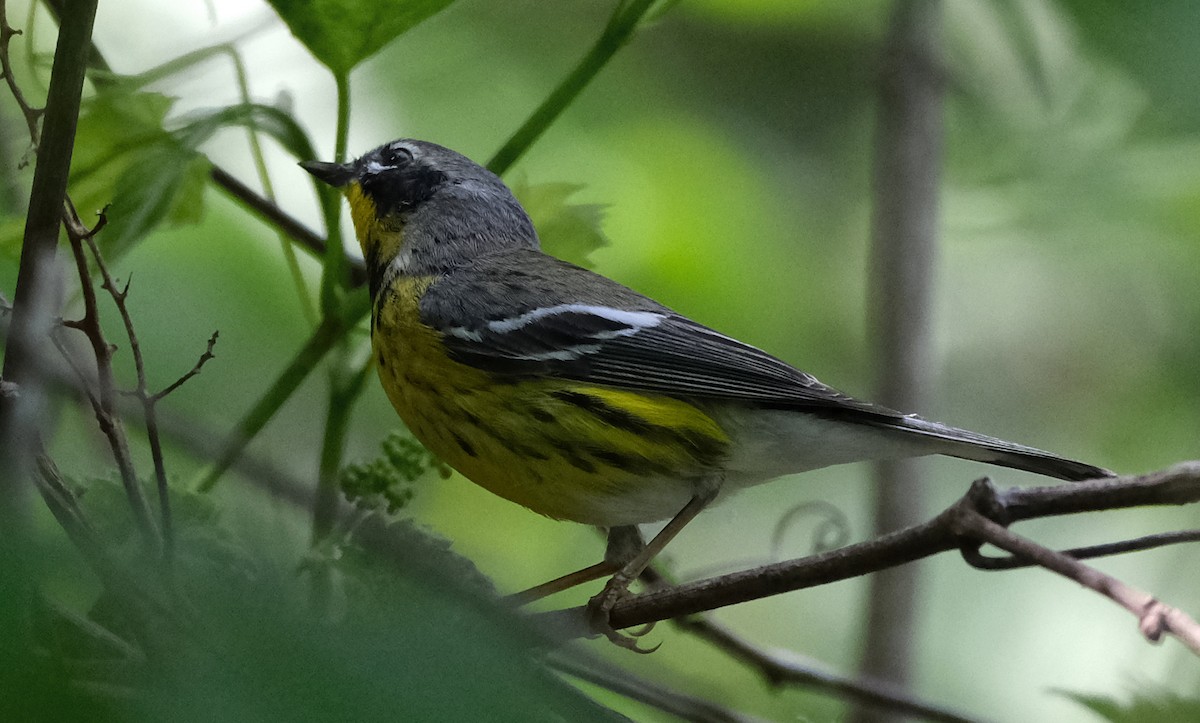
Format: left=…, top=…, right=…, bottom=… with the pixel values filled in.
left=208, top=167, right=367, bottom=286
left=60, top=201, right=159, bottom=549
left=73, top=203, right=220, bottom=561
left=80, top=212, right=172, bottom=554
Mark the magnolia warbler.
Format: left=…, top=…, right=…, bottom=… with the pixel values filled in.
left=302, top=140, right=1111, bottom=639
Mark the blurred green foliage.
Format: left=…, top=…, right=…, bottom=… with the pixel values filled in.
left=1060, top=689, right=1200, bottom=723
left=1, top=0, right=1198, bottom=721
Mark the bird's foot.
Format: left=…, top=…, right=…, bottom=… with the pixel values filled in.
left=586, top=573, right=659, bottom=653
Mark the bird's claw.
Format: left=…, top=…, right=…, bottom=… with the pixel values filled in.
left=586, top=576, right=660, bottom=653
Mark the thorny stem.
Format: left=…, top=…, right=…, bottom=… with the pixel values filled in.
left=152, top=332, right=219, bottom=403
left=74, top=202, right=219, bottom=561
left=62, top=204, right=159, bottom=549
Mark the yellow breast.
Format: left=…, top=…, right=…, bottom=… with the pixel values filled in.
left=371, top=275, right=732, bottom=525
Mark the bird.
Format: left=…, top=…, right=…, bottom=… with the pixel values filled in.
left=301, top=139, right=1111, bottom=642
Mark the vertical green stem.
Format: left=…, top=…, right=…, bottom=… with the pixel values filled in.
left=311, top=69, right=358, bottom=558
left=334, top=72, right=351, bottom=165
left=318, top=72, right=351, bottom=314
left=312, top=355, right=372, bottom=544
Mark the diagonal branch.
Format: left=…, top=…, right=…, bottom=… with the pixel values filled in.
left=632, top=554, right=972, bottom=722
left=534, top=465, right=1200, bottom=658
left=486, top=0, right=661, bottom=175
left=671, top=614, right=973, bottom=723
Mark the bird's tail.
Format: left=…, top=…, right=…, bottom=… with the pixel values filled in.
left=881, top=415, right=1112, bottom=481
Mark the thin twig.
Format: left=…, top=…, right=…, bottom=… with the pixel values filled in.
left=151, top=331, right=219, bottom=402
left=962, top=529, right=1200, bottom=570
left=951, top=509, right=1200, bottom=655
left=71, top=199, right=220, bottom=561
left=73, top=205, right=176, bottom=557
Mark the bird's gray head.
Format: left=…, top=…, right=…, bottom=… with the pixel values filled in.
left=302, top=139, right=539, bottom=282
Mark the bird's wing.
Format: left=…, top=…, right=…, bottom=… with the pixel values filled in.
left=418, top=249, right=901, bottom=419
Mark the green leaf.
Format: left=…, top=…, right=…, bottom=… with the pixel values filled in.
left=65, top=95, right=312, bottom=259
left=101, top=145, right=212, bottom=258
left=513, top=180, right=609, bottom=268
left=1058, top=0, right=1200, bottom=131
left=35, top=480, right=617, bottom=722
left=72, top=476, right=259, bottom=583
left=266, top=0, right=458, bottom=75
left=24, top=88, right=202, bottom=259
left=0, top=89, right=179, bottom=257
left=72, top=89, right=176, bottom=175
left=1058, top=689, right=1200, bottom=722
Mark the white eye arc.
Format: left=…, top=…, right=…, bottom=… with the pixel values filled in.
left=380, top=144, right=414, bottom=167
left=363, top=144, right=415, bottom=175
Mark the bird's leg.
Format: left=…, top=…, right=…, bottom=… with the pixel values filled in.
left=603, top=525, right=647, bottom=567
left=587, top=489, right=717, bottom=650
left=509, top=526, right=645, bottom=605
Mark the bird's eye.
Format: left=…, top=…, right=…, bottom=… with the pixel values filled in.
left=380, top=144, right=414, bottom=168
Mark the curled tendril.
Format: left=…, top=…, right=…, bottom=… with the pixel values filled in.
left=771, top=500, right=851, bottom=560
